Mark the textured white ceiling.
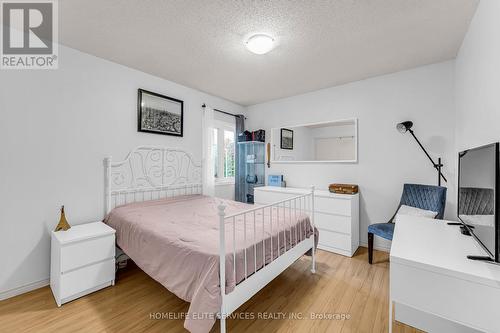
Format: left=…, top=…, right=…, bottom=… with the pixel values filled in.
left=59, top=0, right=479, bottom=106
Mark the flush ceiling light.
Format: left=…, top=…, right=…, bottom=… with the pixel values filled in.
left=246, top=34, right=274, bottom=55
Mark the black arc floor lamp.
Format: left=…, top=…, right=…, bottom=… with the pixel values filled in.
left=397, top=121, right=447, bottom=186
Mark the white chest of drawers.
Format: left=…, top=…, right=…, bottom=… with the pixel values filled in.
left=254, top=186, right=359, bottom=257
left=50, top=222, right=116, bottom=306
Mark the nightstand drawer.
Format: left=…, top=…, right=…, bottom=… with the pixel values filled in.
left=315, top=212, right=351, bottom=234
left=60, top=235, right=115, bottom=273
left=60, top=259, right=114, bottom=299
left=315, top=197, right=351, bottom=216
left=318, top=228, right=351, bottom=251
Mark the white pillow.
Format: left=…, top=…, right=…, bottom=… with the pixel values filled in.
left=394, top=205, right=438, bottom=223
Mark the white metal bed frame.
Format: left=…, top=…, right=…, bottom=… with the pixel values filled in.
left=104, top=146, right=316, bottom=333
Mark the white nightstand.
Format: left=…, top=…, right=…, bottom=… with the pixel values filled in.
left=50, top=221, right=116, bottom=307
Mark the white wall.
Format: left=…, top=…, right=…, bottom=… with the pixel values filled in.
left=0, top=45, right=244, bottom=297
left=246, top=61, right=456, bottom=250
left=455, top=0, right=500, bottom=152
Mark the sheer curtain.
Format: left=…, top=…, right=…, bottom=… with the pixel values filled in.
left=234, top=115, right=245, bottom=202
left=202, top=106, right=215, bottom=196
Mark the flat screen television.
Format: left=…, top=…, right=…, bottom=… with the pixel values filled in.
left=458, top=142, right=499, bottom=262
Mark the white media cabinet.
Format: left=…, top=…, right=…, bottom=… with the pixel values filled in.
left=390, top=215, right=500, bottom=333
left=254, top=186, right=359, bottom=257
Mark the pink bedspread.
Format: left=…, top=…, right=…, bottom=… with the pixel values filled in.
left=105, top=195, right=316, bottom=333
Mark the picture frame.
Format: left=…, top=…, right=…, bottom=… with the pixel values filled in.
left=137, top=89, right=183, bottom=137
left=280, top=128, right=293, bottom=150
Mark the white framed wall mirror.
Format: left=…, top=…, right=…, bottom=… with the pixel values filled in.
left=271, top=118, right=358, bottom=163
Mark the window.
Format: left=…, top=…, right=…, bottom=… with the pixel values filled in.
left=213, top=121, right=235, bottom=183
left=223, top=130, right=235, bottom=177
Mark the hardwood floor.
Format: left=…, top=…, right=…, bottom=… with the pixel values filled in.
left=0, top=248, right=423, bottom=333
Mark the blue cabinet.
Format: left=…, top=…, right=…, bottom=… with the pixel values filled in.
left=236, top=141, right=265, bottom=203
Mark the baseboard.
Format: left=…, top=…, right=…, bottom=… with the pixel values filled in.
left=317, top=244, right=353, bottom=257
left=395, top=302, right=483, bottom=333
left=0, top=278, right=49, bottom=301
left=359, top=241, right=391, bottom=253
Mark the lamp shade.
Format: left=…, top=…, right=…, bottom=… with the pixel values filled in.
left=396, top=121, right=413, bottom=133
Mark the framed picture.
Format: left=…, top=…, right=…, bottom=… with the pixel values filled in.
left=280, top=128, right=293, bottom=150
left=137, top=89, right=183, bottom=136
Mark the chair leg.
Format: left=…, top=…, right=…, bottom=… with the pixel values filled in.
left=368, top=232, right=374, bottom=264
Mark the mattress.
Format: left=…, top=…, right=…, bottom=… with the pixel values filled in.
left=105, top=194, right=316, bottom=333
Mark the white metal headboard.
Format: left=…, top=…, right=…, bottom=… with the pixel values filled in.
left=104, top=146, right=202, bottom=214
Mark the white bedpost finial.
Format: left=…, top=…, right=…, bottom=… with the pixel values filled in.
left=218, top=202, right=227, bottom=333
left=218, top=203, right=226, bottom=216
left=104, top=157, right=112, bottom=216
left=310, top=185, right=316, bottom=274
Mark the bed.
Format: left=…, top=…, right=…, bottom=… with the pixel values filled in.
left=104, top=146, right=317, bottom=333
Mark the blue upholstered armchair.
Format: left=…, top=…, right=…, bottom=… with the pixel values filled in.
left=367, top=183, right=447, bottom=264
